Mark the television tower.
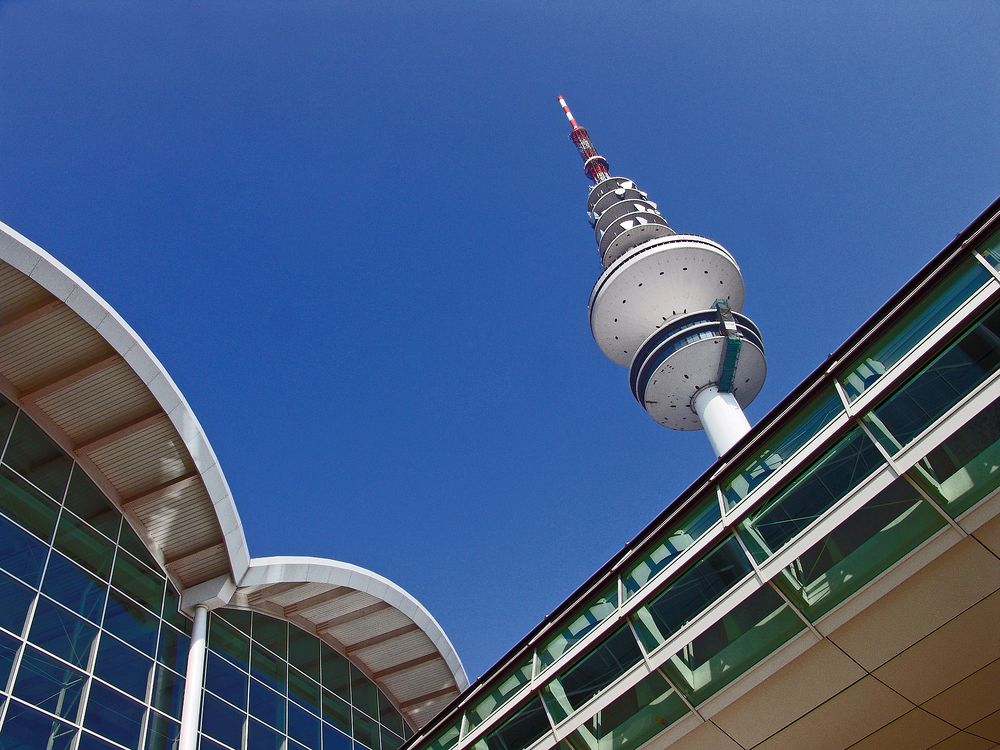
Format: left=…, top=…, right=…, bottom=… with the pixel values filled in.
left=558, top=95, right=766, bottom=456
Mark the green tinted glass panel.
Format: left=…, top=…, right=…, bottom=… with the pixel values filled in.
left=254, top=613, right=288, bottom=659
left=152, top=664, right=185, bottom=719
left=978, top=229, right=1000, bottom=269
left=354, top=708, right=380, bottom=750
left=112, top=551, right=165, bottom=613
left=631, top=537, right=752, bottom=652
left=773, top=478, right=945, bottom=620
left=623, top=494, right=722, bottom=598
left=564, top=671, right=688, bottom=750
left=737, top=428, right=884, bottom=562
left=662, top=586, right=803, bottom=705
left=2, top=413, right=72, bottom=500
left=352, top=663, right=378, bottom=718
left=211, top=614, right=250, bottom=668
left=289, top=666, right=321, bottom=715
left=159, top=624, right=191, bottom=675
left=864, top=306, right=1000, bottom=454
left=289, top=626, right=321, bottom=681
left=63, top=469, right=120, bottom=540
left=146, top=712, right=181, bottom=750
left=0, top=395, right=16, bottom=448
left=383, top=730, right=404, bottom=750
left=162, top=585, right=191, bottom=632
left=721, top=388, right=844, bottom=510
left=473, top=696, right=550, bottom=750
left=538, top=585, right=618, bottom=671
left=424, top=722, right=460, bottom=750
left=841, top=256, right=992, bottom=402
left=322, top=689, right=352, bottom=736
left=54, top=510, right=114, bottom=579
left=379, top=689, right=405, bottom=736
left=543, top=626, right=642, bottom=723
left=41, top=551, right=107, bottom=623
left=321, top=644, right=351, bottom=700
left=467, top=658, right=532, bottom=730
left=104, top=587, right=160, bottom=655
left=217, top=607, right=252, bottom=634
left=911, top=393, right=1000, bottom=518
left=117, top=523, right=159, bottom=570
left=251, top=641, right=287, bottom=692
left=0, top=465, right=59, bottom=544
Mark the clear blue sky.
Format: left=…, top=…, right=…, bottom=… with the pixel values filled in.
left=2, top=1, right=997, bottom=680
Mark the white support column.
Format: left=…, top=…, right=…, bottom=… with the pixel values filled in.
left=693, top=385, right=751, bottom=457
left=178, top=604, right=209, bottom=750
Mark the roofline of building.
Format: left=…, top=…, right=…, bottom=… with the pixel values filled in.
left=408, top=194, right=1000, bottom=744
left=0, top=221, right=468, bottom=719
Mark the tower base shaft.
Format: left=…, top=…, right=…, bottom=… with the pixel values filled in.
left=693, top=386, right=751, bottom=457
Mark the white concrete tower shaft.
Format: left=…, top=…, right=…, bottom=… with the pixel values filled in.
left=560, top=95, right=767, bottom=456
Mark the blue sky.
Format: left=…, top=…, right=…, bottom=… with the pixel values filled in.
left=2, top=1, right=997, bottom=680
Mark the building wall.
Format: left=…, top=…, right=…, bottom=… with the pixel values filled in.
left=0, top=396, right=413, bottom=750
left=407, top=224, right=1000, bottom=750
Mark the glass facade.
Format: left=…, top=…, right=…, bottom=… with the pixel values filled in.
left=0, top=400, right=412, bottom=750
left=407, top=236, right=1000, bottom=750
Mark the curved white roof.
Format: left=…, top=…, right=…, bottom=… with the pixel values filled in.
left=0, top=222, right=467, bottom=726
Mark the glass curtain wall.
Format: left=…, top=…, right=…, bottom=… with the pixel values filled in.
left=0, top=397, right=413, bottom=750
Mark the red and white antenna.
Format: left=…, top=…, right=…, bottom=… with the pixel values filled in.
left=557, top=94, right=610, bottom=183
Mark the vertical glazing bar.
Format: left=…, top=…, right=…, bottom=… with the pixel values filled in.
left=178, top=604, right=209, bottom=750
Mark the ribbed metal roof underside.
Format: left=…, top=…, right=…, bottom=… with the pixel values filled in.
left=232, top=577, right=462, bottom=726
left=0, top=224, right=467, bottom=729
left=0, top=258, right=230, bottom=586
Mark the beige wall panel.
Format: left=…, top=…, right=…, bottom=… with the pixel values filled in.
left=964, top=709, right=1000, bottom=744
left=753, top=676, right=910, bottom=750
left=827, top=539, right=1000, bottom=670
left=972, top=511, right=1000, bottom=557
left=847, top=708, right=956, bottom=750
left=928, top=732, right=995, bottom=749
left=922, top=658, right=1000, bottom=729
left=712, top=639, right=865, bottom=748
left=874, top=590, right=1000, bottom=704
left=654, top=721, right=741, bottom=750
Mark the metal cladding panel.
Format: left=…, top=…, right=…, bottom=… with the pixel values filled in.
left=305, top=590, right=380, bottom=621
left=33, top=361, right=157, bottom=444
left=268, top=582, right=330, bottom=608
left=0, top=306, right=112, bottom=392
left=0, top=264, right=48, bottom=311
left=355, top=633, right=436, bottom=672
left=87, top=417, right=195, bottom=497
left=333, top=608, right=413, bottom=647
left=380, top=660, right=456, bottom=701
left=170, top=544, right=231, bottom=587
left=131, top=484, right=222, bottom=558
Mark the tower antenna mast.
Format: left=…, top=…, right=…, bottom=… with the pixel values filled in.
left=558, top=94, right=767, bottom=456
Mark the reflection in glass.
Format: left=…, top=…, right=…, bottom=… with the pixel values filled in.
left=2, top=413, right=73, bottom=501
left=774, top=478, right=945, bottom=620
left=543, top=627, right=642, bottom=723
left=29, top=597, right=97, bottom=669
left=84, top=681, right=145, bottom=749
left=94, top=633, right=152, bottom=699
left=564, top=671, right=688, bottom=750
left=41, top=552, right=106, bottom=623
left=631, top=538, right=752, bottom=651
left=0, top=702, right=76, bottom=749
left=0, top=513, right=49, bottom=586
left=624, top=494, right=722, bottom=597
left=473, top=697, right=550, bottom=750
left=738, top=429, right=884, bottom=562
left=538, top=586, right=618, bottom=671
left=104, top=587, right=160, bottom=656
left=0, top=569, right=34, bottom=635
left=721, top=388, right=844, bottom=510
left=14, top=646, right=86, bottom=720
left=661, top=586, right=803, bottom=704
left=466, top=659, right=532, bottom=731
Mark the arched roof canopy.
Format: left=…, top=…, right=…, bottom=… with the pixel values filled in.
left=0, top=222, right=466, bottom=726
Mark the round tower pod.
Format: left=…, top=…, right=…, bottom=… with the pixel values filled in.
left=589, top=235, right=746, bottom=366
left=628, top=309, right=766, bottom=430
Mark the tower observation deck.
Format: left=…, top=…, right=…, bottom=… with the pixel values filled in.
left=559, top=95, right=766, bottom=456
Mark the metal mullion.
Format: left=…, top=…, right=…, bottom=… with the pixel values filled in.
left=765, top=580, right=822, bottom=640
left=3, top=693, right=91, bottom=744
left=900, top=471, right=967, bottom=536
left=974, top=251, right=1000, bottom=283
left=547, top=660, right=655, bottom=743
left=654, top=665, right=703, bottom=722
left=0, top=408, right=22, bottom=465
